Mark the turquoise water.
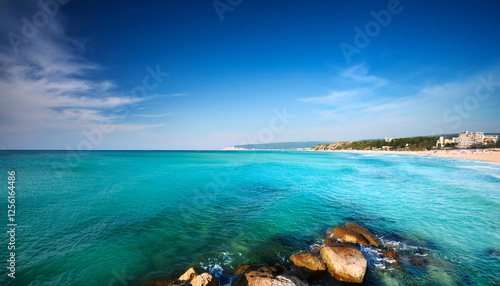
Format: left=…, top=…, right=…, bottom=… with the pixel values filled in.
left=0, top=151, right=499, bottom=286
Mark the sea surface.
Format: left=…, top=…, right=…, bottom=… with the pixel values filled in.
left=0, top=151, right=499, bottom=286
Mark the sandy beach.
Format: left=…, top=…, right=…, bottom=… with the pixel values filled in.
left=314, top=149, right=500, bottom=163
left=425, top=150, right=500, bottom=163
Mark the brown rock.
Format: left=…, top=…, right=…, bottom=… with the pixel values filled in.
left=312, top=244, right=323, bottom=252
left=411, top=258, right=424, bottom=265
left=410, top=257, right=429, bottom=266
left=290, top=253, right=326, bottom=279
left=178, top=267, right=197, bottom=281
left=170, top=268, right=218, bottom=286
left=192, top=273, right=218, bottom=286
left=272, top=274, right=308, bottom=286
left=231, top=263, right=306, bottom=286
left=324, top=238, right=343, bottom=247
left=290, top=254, right=326, bottom=271
left=330, top=226, right=369, bottom=246
left=345, top=223, right=379, bottom=247
left=234, top=265, right=250, bottom=274
left=320, top=246, right=367, bottom=283
left=384, top=248, right=397, bottom=258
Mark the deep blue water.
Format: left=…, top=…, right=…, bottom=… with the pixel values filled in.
left=0, top=151, right=499, bottom=286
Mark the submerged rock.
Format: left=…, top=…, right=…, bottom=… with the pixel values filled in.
left=169, top=267, right=218, bottom=286
left=320, top=245, right=367, bottom=283
left=410, top=257, right=429, bottom=266
left=231, top=263, right=307, bottom=286
left=290, top=253, right=326, bottom=278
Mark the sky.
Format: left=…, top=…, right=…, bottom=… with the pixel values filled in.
left=0, top=0, right=499, bottom=150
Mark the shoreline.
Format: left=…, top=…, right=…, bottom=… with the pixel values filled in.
left=310, top=149, right=500, bottom=164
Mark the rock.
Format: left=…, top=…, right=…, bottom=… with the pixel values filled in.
left=192, top=273, right=218, bottom=286
left=320, top=246, right=367, bottom=283
left=272, top=274, right=308, bottom=286
left=170, top=267, right=218, bottom=286
left=311, top=244, right=323, bottom=252
left=178, top=268, right=197, bottom=281
left=290, top=253, right=326, bottom=278
left=410, top=257, right=428, bottom=266
left=324, top=238, right=343, bottom=247
left=345, top=223, right=379, bottom=247
left=234, top=265, right=250, bottom=274
left=330, top=226, right=370, bottom=246
left=290, top=254, right=326, bottom=271
left=384, top=248, right=397, bottom=258
left=231, top=263, right=306, bottom=286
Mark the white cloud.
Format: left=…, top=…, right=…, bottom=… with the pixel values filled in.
left=299, top=64, right=500, bottom=136
left=112, top=123, right=164, bottom=132
left=299, top=64, right=388, bottom=107
left=132, top=113, right=172, bottom=118
left=0, top=19, right=159, bottom=136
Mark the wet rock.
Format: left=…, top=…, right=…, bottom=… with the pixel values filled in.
left=410, top=257, right=429, bottom=266
left=290, top=253, right=326, bottom=278
left=231, top=263, right=306, bottom=286
left=178, top=268, right=197, bottom=281
left=324, top=238, right=343, bottom=247
left=320, top=246, right=367, bottom=283
left=271, top=274, right=308, bottom=286
left=345, top=222, right=379, bottom=247
left=384, top=248, right=397, bottom=258
left=170, top=267, right=218, bottom=286
left=311, top=244, right=323, bottom=252
left=234, top=264, right=251, bottom=274
left=329, top=226, right=369, bottom=246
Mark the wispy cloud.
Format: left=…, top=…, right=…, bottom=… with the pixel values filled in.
left=299, top=64, right=388, bottom=108
left=299, top=64, right=500, bottom=136
left=0, top=17, right=162, bottom=135
left=132, top=113, right=172, bottom=118
left=113, top=123, right=165, bottom=131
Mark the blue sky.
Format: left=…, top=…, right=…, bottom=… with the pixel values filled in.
left=0, top=0, right=499, bottom=150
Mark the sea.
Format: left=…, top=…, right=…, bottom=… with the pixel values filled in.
left=0, top=150, right=498, bottom=286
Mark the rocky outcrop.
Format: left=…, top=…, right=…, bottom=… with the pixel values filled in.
left=231, top=263, right=307, bottom=286
left=324, top=238, right=343, bottom=247
left=345, top=223, right=379, bottom=247
left=289, top=253, right=326, bottom=278
left=330, top=226, right=370, bottom=246
left=151, top=222, right=381, bottom=286
left=320, top=246, right=367, bottom=283
left=169, top=268, right=218, bottom=286
left=329, top=223, right=379, bottom=247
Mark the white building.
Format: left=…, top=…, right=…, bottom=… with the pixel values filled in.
left=436, top=136, right=455, bottom=148
left=385, top=138, right=393, bottom=142
left=452, top=131, right=498, bottom=148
